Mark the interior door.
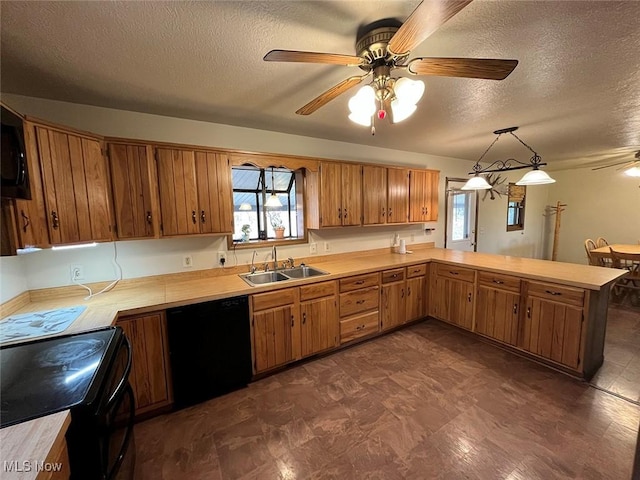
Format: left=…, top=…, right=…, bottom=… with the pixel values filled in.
left=445, top=178, right=477, bottom=251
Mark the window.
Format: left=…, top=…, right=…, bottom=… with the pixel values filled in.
left=451, top=191, right=472, bottom=241
left=231, top=166, right=303, bottom=245
left=506, top=183, right=526, bottom=231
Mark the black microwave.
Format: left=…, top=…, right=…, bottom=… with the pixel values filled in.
left=1, top=105, right=31, bottom=200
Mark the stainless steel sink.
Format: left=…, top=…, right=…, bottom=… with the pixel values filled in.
left=281, top=265, right=329, bottom=279
left=239, top=265, right=329, bottom=286
left=239, top=271, right=290, bottom=286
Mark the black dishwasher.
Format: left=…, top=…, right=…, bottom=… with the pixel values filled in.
left=166, top=295, right=252, bottom=409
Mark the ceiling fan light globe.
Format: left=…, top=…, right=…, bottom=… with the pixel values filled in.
left=348, top=112, right=372, bottom=127
left=390, top=99, right=416, bottom=123
left=394, top=77, right=425, bottom=105
left=461, top=175, right=492, bottom=190
left=348, top=91, right=376, bottom=116
left=624, top=165, right=640, bottom=177
left=515, top=169, right=556, bottom=185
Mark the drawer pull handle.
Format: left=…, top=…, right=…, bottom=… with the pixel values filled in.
left=338, top=208, right=342, bottom=219
left=407, top=287, right=411, bottom=296
left=392, top=274, right=398, bottom=278
left=146, top=211, right=152, bottom=225
left=492, top=279, right=504, bottom=284
left=401, top=288, right=405, bottom=299
left=291, top=315, right=294, bottom=327
left=527, top=306, right=531, bottom=318
left=356, top=300, right=365, bottom=304
left=344, top=209, right=348, bottom=219
left=302, top=312, right=306, bottom=325
left=192, top=210, right=197, bottom=224
left=467, top=293, right=472, bottom=302
left=201, top=210, right=206, bottom=223
left=450, top=271, right=459, bottom=275
left=545, top=290, right=562, bottom=296
left=413, top=269, right=420, bottom=273
left=513, top=304, right=518, bottom=314
left=381, top=208, right=385, bottom=217
left=354, top=280, right=365, bottom=285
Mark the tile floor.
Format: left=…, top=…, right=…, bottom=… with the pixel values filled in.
left=135, top=309, right=640, bottom=480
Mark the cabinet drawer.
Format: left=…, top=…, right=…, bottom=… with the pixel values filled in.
left=478, top=271, right=521, bottom=293
left=436, top=263, right=475, bottom=283
left=340, top=311, right=380, bottom=344
left=252, top=288, right=297, bottom=311
left=300, top=280, right=337, bottom=301
left=526, top=281, right=585, bottom=307
left=407, top=264, right=427, bottom=278
left=382, top=268, right=405, bottom=284
left=339, top=273, right=379, bottom=292
left=339, top=287, right=379, bottom=317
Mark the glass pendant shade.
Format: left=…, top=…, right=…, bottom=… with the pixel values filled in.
left=461, top=174, right=491, bottom=190
left=516, top=169, right=556, bottom=185
left=394, top=77, right=425, bottom=105
left=390, top=100, right=417, bottom=123
left=265, top=194, right=282, bottom=208
left=239, top=203, right=252, bottom=211
left=624, top=165, right=640, bottom=177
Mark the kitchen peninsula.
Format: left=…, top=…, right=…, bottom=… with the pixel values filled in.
left=0, top=247, right=626, bottom=478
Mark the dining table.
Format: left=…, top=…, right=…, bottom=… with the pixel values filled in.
left=590, top=243, right=640, bottom=263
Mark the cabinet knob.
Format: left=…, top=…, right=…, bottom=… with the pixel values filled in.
left=201, top=210, right=206, bottom=224
left=513, top=304, right=518, bottom=314
left=302, top=312, right=306, bottom=324
left=146, top=211, right=152, bottom=225
left=527, top=306, right=531, bottom=318
left=51, top=211, right=59, bottom=229
left=192, top=210, right=197, bottom=224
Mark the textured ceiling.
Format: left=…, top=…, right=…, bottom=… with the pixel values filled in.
left=1, top=1, right=639, bottom=170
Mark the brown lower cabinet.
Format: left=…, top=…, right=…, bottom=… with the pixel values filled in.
left=117, top=312, right=172, bottom=416
left=475, top=271, right=522, bottom=345
left=300, top=281, right=339, bottom=358
left=432, top=264, right=475, bottom=330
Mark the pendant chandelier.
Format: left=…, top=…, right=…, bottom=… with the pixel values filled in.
left=462, top=127, right=556, bottom=190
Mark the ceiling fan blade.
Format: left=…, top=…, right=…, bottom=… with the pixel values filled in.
left=295, top=75, right=367, bottom=115
left=264, top=49, right=363, bottom=66
left=407, top=57, right=518, bottom=80
left=592, top=161, right=635, bottom=171
left=388, top=0, right=474, bottom=56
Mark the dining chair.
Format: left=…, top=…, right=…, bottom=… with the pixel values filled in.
left=596, top=237, right=609, bottom=248
left=609, top=248, right=640, bottom=306
left=584, top=238, right=599, bottom=266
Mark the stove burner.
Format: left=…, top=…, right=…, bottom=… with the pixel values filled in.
left=35, top=338, right=106, bottom=367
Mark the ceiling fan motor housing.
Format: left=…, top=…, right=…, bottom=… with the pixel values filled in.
left=356, top=26, right=407, bottom=70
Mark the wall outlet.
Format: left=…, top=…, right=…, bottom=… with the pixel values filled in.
left=309, top=242, right=317, bottom=254
left=70, top=265, right=85, bottom=281
left=183, top=255, right=193, bottom=268
left=217, top=251, right=227, bottom=266
left=324, top=242, right=330, bottom=252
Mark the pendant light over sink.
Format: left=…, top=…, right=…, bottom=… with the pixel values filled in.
left=265, top=167, right=282, bottom=208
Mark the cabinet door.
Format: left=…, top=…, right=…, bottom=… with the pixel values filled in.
left=521, top=297, right=583, bottom=369
left=253, top=305, right=296, bottom=373
left=108, top=143, right=157, bottom=239
left=156, top=148, right=199, bottom=236
left=300, top=296, right=338, bottom=357
left=440, top=278, right=474, bottom=330
left=362, top=165, right=387, bottom=225
left=195, top=151, right=233, bottom=234
left=14, top=121, right=50, bottom=248
left=37, top=126, right=112, bottom=244
left=475, top=286, right=520, bottom=345
left=319, top=162, right=342, bottom=227
left=406, top=276, right=426, bottom=322
left=117, top=312, right=172, bottom=415
left=426, top=170, right=439, bottom=221
left=381, top=282, right=405, bottom=332
left=387, top=168, right=409, bottom=223
left=409, top=170, right=426, bottom=222
left=341, top=163, right=362, bottom=226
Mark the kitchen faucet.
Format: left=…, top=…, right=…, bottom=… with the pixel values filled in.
left=250, top=251, right=258, bottom=274
left=272, top=246, right=277, bottom=271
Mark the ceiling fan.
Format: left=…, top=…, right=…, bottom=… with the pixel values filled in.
left=263, top=0, right=518, bottom=123
left=592, top=151, right=640, bottom=176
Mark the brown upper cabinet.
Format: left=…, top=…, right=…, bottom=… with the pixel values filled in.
left=12, top=121, right=50, bottom=249
left=35, top=123, right=113, bottom=245
left=107, top=142, right=159, bottom=239
left=409, top=169, right=439, bottom=222
left=362, top=165, right=409, bottom=225
left=156, top=148, right=233, bottom=236
left=318, top=162, right=362, bottom=227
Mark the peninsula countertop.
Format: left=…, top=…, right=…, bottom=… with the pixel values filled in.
left=0, top=247, right=626, bottom=479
